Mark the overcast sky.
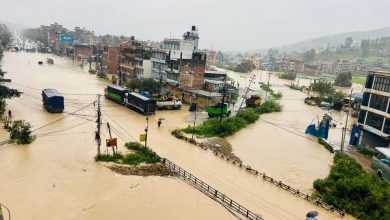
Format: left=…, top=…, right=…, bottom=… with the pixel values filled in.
left=0, top=0, right=389, bottom=51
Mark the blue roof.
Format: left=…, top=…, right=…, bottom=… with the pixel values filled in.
left=42, top=88, right=63, bottom=98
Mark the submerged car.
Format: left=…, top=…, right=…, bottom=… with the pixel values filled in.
left=371, top=147, right=390, bottom=182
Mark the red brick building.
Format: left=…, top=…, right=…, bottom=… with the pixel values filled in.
left=74, top=44, right=93, bottom=61
left=178, top=52, right=207, bottom=90
left=102, top=46, right=119, bottom=74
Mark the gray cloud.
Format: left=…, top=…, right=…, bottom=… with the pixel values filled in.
left=0, top=0, right=389, bottom=51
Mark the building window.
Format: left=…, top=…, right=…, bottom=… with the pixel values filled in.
left=365, top=111, right=384, bottom=131
left=384, top=118, right=390, bottom=134
left=369, top=94, right=388, bottom=112
left=362, top=92, right=370, bottom=106
left=373, top=76, right=390, bottom=93
left=358, top=110, right=366, bottom=124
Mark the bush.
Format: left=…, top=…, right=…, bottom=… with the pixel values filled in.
left=0, top=98, right=5, bottom=117
left=313, top=154, right=390, bottom=220
left=318, top=138, right=334, bottom=153
left=95, top=152, right=124, bottom=162
left=183, top=108, right=260, bottom=137
left=255, top=99, right=282, bottom=114
left=334, top=72, right=352, bottom=87
left=280, top=72, right=297, bottom=80
left=9, top=120, right=35, bottom=144
left=356, top=145, right=376, bottom=157
left=123, top=142, right=160, bottom=165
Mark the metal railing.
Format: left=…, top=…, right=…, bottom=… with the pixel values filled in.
left=162, top=158, right=263, bottom=220
left=173, top=134, right=346, bottom=216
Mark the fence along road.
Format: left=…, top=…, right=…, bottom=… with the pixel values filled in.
left=162, top=158, right=263, bottom=220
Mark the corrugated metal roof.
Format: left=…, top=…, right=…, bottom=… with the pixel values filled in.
left=42, top=88, right=63, bottom=98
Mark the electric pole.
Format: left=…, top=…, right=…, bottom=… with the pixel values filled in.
left=95, top=95, right=102, bottom=156
left=238, top=75, right=256, bottom=114
left=340, top=89, right=353, bottom=154
left=144, top=117, right=149, bottom=148
left=192, top=104, right=198, bottom=140
left=219, top=74, right=227, bottom=123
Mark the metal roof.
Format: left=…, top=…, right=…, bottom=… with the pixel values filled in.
left=130, top=92, right=150, bottom=101
left=108, top=84, right=128, bottom=91
left=42, top=88, right=63, bottom=98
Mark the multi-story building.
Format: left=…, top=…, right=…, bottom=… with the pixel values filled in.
left=319, top=61, right=334, bottom=73
left=119, top=39, right=143, bottom=82
left=335, top=59, right=351, bottom=73
left=151, top=26, right=202, bottom=89
left=357, top=70, right=390, bottom=148
left=102, top=46, right=119, bottom=75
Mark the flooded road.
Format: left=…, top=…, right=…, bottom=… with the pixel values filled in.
left=224, top=69, right=362, bottom=192
left=0, top=52, right=356, bottom=219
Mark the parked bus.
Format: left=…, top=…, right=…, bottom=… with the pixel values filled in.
left=104, top=85, right=156, bottom=115
left=42, top=88, right=64, bottom=113
left=125, top=92, right=156, bottom=115
left=105, top=84, right=129, bottom=104
left=371, top=147, right=390, bottom=183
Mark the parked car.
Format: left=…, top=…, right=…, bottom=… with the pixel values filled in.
left=371, top=147, right=390, bottom=182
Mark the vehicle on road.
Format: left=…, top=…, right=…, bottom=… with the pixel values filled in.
left=245, top=95, right=262, bottom=108
left=371, top=147, right=390, bottom=182
left=105, top=85, right=156, bottom=115
left=47, top=58, right=54, bottom=64
left=42, top=88, right=64, bottom=113
left=125, top=92, right=156, bottom=115
left=205, top=102, right=231, bottom=118
left=156, top=96, right=182, bottom=110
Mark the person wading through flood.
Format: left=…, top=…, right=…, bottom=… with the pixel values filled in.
left=157, top=119, right=162, bottom=128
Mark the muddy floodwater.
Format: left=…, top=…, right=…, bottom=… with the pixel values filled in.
left=0, top=52, right=356, bottom=220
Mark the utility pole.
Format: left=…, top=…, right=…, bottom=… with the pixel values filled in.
left=219, top=74, right=227, bottom=123
left=107, top=122, right=115, bottom=155
left=95, top=95, right=102, bottom=156
left=144, top=117, right=149, bottom=148
left=340, top=89, right=353, bottom=154
left=238, top=75, right=256, bottom=114
left=192, top=104, right=198, bottom=140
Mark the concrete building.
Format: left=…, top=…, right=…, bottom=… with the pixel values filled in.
left=303, top=64, right=318, bottom=75
left=319, top=61, right=334, bottom=73
left=178, top=52, right=207, bottom=90
left=358, top=70, right=390, bottom=148
left=102, top=46, right=119, bottom=74
left=151, top=48, right=167, bottom=82
left=182, top=25, right=199, bottom=51
left=335, top=59, right=351, bottom=73
left=119, top=40, right=143, bottom=82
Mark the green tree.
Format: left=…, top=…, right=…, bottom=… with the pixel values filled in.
left=302, top=49, right=316, bottom=63
left=334, top=72, right=352, bottom=87
left=313, top=154, right=390, bottom=220
left=361, top=39, right=370, bottom=58
left=234, top=60, right=255, bottom=73
left=311, top=79, right=334, bottom=98
left=345, top=37, right=353, bottom=48
left=9, top=120, right=35, bottom=144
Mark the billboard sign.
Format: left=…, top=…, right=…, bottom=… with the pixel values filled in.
left=59, top=35, right=74, bottom=43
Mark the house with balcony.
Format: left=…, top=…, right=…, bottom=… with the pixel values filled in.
left=358, top=70, right=390, bottom=148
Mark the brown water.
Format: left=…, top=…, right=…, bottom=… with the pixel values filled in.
left=0, top=53, right=356, bottom=220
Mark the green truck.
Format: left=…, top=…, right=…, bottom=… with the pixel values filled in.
left=105, top=84, right=129, bottom=104
left=205, top=102, right=231, bottom=118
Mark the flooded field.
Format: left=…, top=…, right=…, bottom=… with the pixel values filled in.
left=0, top=52, right=356, bottom=219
